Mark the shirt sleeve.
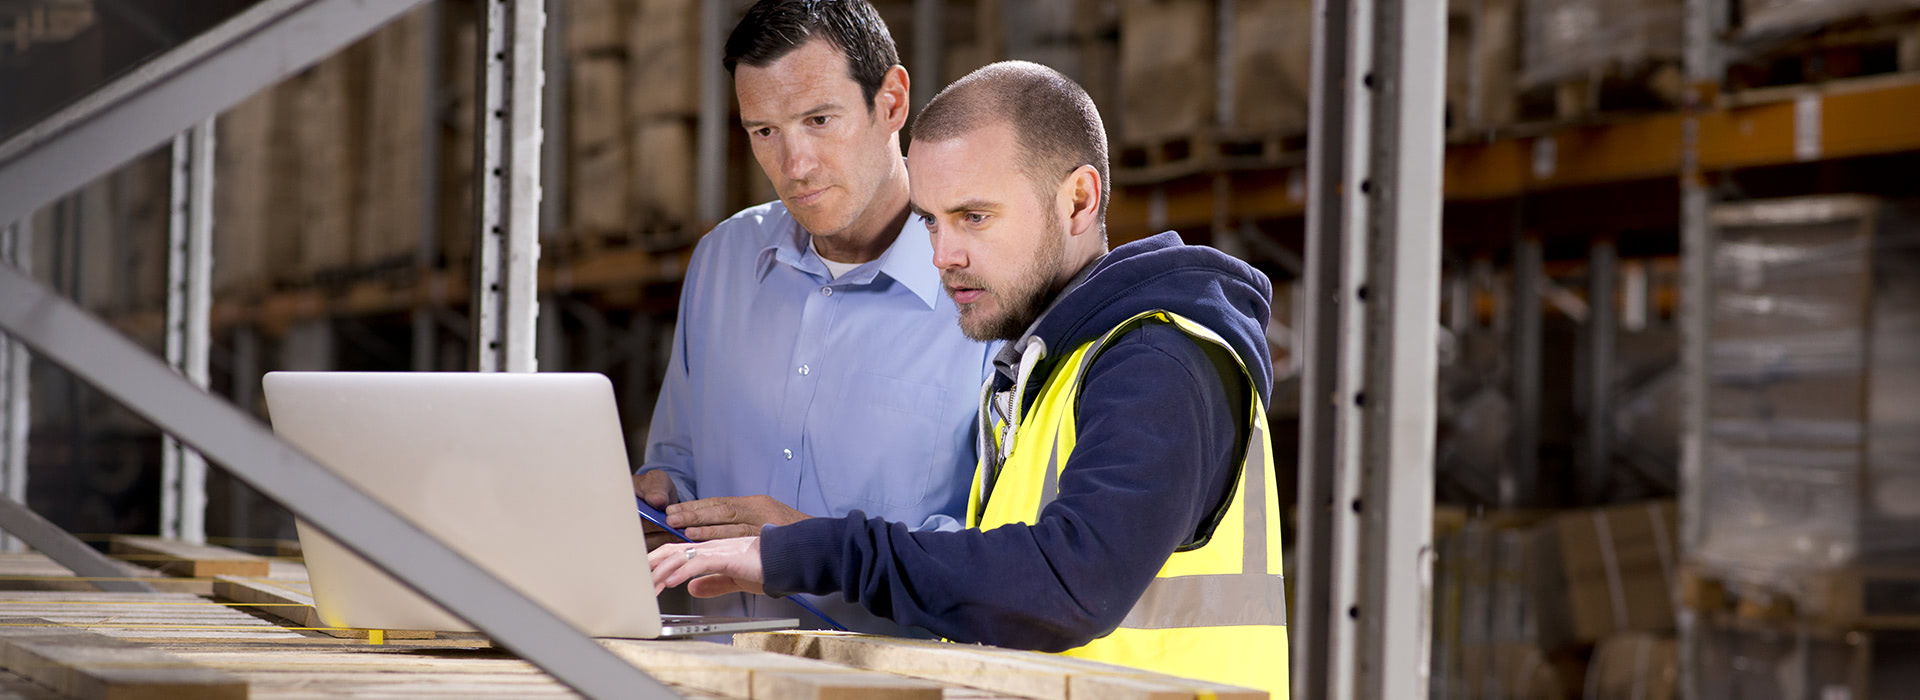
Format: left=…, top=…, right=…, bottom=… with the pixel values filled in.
left=636, top=251, right=704, bottom=502
left=760, top=325, right=1249, bottom=650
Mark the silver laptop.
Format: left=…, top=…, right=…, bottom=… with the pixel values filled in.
left=262, top=371, right=796, bottom=639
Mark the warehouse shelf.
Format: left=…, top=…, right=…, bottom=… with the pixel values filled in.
left=102, top=243, right=693, bottom=339
left=1109, top=72, right=1920, bottom=242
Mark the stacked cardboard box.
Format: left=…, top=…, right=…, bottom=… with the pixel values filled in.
left=627, top=0, right=699, bottom=232
left=213, top=91, right=292, bottom=296
left=1432, top=502, right=1678, bottom=699
left=1432, top=513, right=1584, bottom=699
left=1117, top=0, right=1214, bottom=144
left=354, top=6, right=432, bottom=268
left=1694, top=622, right=1920, bottom=699
left=1520, top=0, right=1683, bottom=88
left=1697, top=196, right=1920, bottom=576
left=568, top=0, right=701, bottom=238
left=1529, top=501, right=1680, bottom=648
left=1446, top=0, right=1519, bottom=137
left=284, top=46, right=367, bottom=278
left=1222, top=0, right=1312, bottom=138
left=567, top=0, right=630, bottom=237
left=1739, top=0, right=1920, bottom=37
left=1585, top=633, right=1677, bottom=700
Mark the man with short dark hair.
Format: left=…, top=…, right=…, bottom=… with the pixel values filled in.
left=650, top=61, right=1291, bottom=697
left=631, top=0, right=990, bottom=636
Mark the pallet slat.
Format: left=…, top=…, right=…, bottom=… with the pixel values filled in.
left=600, top=638, right=946, bottom=700
left=0, top=618, right=247, bottom=699
left=735, top=631, right=1265, bottom=700
left=109, top=537, right=271, bottom=579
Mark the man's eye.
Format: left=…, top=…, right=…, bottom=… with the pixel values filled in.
left=965, top=213, right=988, bottom=225
left=753, top=127, right=772, bottom=137
left=809, top=116, right=831, bottom=127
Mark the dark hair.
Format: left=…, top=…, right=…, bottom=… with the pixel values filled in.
left=911, top=61, right=1111, bottom=232
left=724, top=0, right=901, bottom=110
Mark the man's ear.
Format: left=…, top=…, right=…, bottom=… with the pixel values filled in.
left=876, top=65, right=911, bottom=132
left=1063, top=165, right=1103, bottom=239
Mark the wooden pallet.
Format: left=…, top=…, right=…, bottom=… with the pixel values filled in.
left=109, top=536, right=271, bottom=579
left=1727, top=11, right=1920, bottom=93
left=737, top=631, right=1266, bottom=700
left=0, top=539, right=1252, bottom=698
left=1516, top=62, right=1688, bottom=124
left=0, top=583, right=1021, bottom=698
left=1113, top=128, right=1307, bottom=184
left=1682, top=561, right=1920, bottom=629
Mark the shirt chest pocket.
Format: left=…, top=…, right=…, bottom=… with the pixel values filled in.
left=810, top=372, right=950, bottom=512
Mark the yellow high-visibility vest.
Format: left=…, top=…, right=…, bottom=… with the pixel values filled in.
left=966, top=310, right=1290, bottom=698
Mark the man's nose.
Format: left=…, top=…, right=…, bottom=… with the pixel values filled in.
left=931, top=230, right=967, bottom=270
left=781, top=133, right=818, bottom=182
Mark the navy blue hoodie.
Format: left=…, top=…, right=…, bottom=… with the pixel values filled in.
left=760, top=231, right=1274, bottom=650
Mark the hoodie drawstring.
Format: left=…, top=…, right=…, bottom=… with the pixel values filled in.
left=977, top=335, right=1048, bottom=515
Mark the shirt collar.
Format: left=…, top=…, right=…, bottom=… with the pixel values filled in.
left=754, top=209, right=942, bottom=310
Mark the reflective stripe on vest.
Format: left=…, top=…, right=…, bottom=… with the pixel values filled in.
left=968, top=309, right=1291, bottom=698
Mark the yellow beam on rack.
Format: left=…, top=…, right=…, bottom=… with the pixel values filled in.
left=1108, top=74, right=1920, bottom=237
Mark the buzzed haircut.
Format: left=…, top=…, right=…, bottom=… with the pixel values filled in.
left=911, top=61, right=1111, bottom=232
left=724, top=0, right=901, bottom=111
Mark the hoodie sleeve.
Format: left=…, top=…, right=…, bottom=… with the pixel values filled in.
left=759, top=325, right=1249, bottom=650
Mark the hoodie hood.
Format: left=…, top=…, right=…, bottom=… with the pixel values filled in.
left=994, top=231, right=1274, bottom=411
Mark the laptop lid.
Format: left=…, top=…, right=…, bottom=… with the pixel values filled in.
left=263, top=371, right=790, bottom=639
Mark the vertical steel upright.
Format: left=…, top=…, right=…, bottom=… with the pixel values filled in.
left=1508, top=236, right=1542, bottom=506
left=1297, top=0, right=1445, bottom=698
left=161, top=120, right=215, bottom=543
left=0, top=220, right=28, bottom=553
left=1678, top=0, right=1727, bottom=695
left=1584, top=238, right=1618, bottom=504
left=696, top=0, right=730, bottom=227
left=473, top=0, right=545, bottom=373
left=911, top=0, right=944, bottom=113
left=415, top=0, right=447, bottom=373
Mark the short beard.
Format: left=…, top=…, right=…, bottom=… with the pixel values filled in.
left=956, top=208, right=1066, bottom=342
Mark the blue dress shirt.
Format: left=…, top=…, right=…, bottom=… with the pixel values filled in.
left=640, top=200, right=993, bottom=634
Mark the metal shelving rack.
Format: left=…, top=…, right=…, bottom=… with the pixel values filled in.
left=0, top=0, right=675, bottom=697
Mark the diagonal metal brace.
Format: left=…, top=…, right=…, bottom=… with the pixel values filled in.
left=0, top=262, right=678, bottom=699
left=0, top=496, right=156, bottom=593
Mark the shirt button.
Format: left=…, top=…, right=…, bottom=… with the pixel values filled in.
left=798, top=364, right=810, bottom=376
left=783, top=448, right=794, bottom=460
left=821, top=287, right=833, bottom=297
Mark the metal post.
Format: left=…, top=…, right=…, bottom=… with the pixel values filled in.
left=472, top=0, right=544, bottom=373
left=0, top=266, right=679, bottom=699
left=415, top=0, right=446, bottom=373
left=1679, top=0, right=1727, bottom=696
left=1300, top=0, right=1444, bottom=698
left=226, top=325, right=260, bottom=541
left=541, top=0, right=568, bottom=237
left=0, top=220, right=28, bottom=554
left=695, top=0, right=729, bottom=225
left=161, top=120, right=215, bottom=543
left=1583, top=238, right=1617, bottom=505
left=911, top=0, right=944, bottom=113
left=1507, top=237, right=1542, bottom=507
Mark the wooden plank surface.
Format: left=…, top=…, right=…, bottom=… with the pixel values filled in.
left=0, top=591, right=305, bottom=642
left=0, top=553, right=209, bottom=595
left=110, top=537, right=271, bottom=579
left=0, top=617, right=247, bottom=699
left=601, top=639, right=945, bottom=699
left=736, top=631, right=1266, bottom=700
